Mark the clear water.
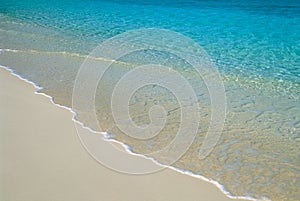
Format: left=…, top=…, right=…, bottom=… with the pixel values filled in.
left=0, top=0, right=299, bottom=200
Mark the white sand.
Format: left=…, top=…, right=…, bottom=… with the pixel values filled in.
left=0, top=68, right=246, bottom=201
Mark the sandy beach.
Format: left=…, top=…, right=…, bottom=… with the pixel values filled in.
left=1, top=0, right=299, bottom=199
left=0, top=67, right=248, bottom=201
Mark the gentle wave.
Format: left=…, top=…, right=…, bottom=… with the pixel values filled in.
left=0, top=48, right=141, bottom=68
left=1, top=47, right=298, bottom=99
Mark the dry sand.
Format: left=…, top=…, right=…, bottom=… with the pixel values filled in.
left=0, top=67, right=246, bottom=201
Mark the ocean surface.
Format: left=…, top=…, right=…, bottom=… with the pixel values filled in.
left=0, top=0, right=299, bottom=200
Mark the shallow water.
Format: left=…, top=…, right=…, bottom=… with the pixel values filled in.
left=1, top=0, right=300, bottom=200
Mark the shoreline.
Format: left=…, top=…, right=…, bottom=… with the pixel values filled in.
left=0, top=66, right=256, bottom=201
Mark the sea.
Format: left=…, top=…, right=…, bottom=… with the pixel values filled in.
left=0, top=0, right=299, bottom=200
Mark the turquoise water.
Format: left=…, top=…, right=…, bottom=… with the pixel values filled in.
left=1, top=0, right=300, bottom=82
left=0, top=0, right=300, bottom=200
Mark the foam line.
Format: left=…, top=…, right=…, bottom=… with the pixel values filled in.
left=0, top=63, right=270, bottom=201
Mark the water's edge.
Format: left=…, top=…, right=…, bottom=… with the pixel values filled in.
left=0, top=64, right=270, bottom=201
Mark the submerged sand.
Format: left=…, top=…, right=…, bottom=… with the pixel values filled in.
left=0, top=68, right=248, bottom=200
